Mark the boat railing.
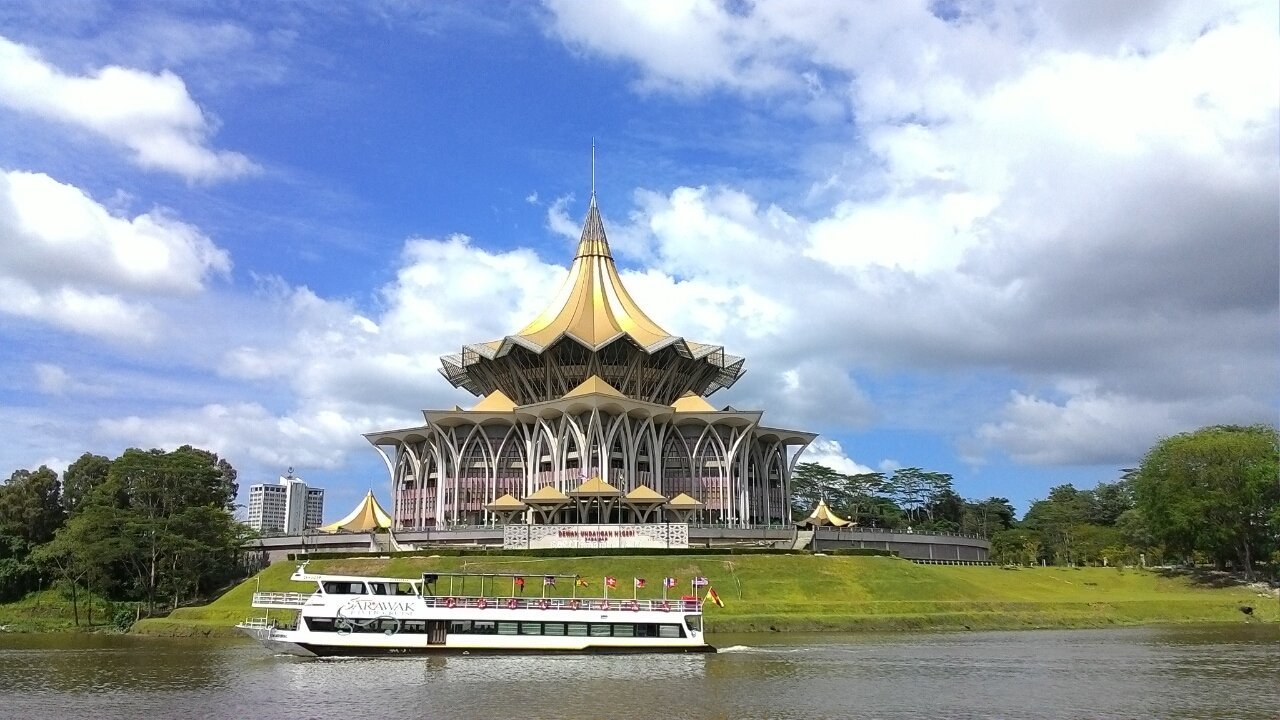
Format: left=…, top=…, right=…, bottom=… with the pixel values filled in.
left=250, top=591, right=702, bottom=612
left=251, top=591, right=312, bottom=606
left=238, top=616, right=273, bottom=629
left=418, top=596, right=703, bottom=613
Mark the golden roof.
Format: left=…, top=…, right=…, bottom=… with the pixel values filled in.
left=472, top=389, right=517, bottom=412
left=319, top=490, right=393, bottom=533
left=665, top=492, right=705, bottom=508
left=672, top=391, right=716, bottom=412
left=623, top=484, right=668, bottom=503
left=563, top=375, right=626, bottom=399
left=569, top=476, right=621, bottom=496
left=522, top=485, right=571, bottom=504
left=797, top=499, right=851, bottom=527
left=484, top=493, right=527, bottom=511
left=511, top=199, right=677, bottom=352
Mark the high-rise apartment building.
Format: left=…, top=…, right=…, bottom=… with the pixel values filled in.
left=246, top=470, right=325, bottom=534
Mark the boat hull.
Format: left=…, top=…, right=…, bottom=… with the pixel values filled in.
left=293, top=643, right=717, bottom=657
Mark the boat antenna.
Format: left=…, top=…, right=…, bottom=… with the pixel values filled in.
left=591, top=138, right=596, bottom=204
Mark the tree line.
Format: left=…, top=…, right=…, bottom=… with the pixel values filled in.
left=790, top=463, right=1017, bottom=537
left=0, top=446, right=253, bottom=625
left=794, top=424, right=1279, bottom=579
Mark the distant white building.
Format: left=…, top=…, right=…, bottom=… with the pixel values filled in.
left=246, top=469, right=324, bottom=535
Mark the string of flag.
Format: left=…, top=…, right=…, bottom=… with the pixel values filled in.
left=506, top=574, right=725, bottom=606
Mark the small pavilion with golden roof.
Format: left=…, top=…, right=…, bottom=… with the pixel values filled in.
left=365, top=188, right=816, bottom=530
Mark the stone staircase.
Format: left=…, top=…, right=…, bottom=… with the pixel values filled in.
left=791, top=529, right=815, bottom=550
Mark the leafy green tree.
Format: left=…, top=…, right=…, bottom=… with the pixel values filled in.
left=32, top=503, right=126, bottom=625
left=991, top=528, right=1040, bottom=565
left=1133, top=424, right=1279, bottom=579
left=0, top=466, right=65, bottom=545
left=961, top=497, right=1016, bottom=537
left=62, top=453, right=112, bottom=515
left=1083, top=479, right=1133, bottom=526
left=1023, top=484, right=1092, bottom=565
left=790, top=462, right=845, bottom=518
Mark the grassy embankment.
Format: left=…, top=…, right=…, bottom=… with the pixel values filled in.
left=130, top=554, right=1275, bottom=637
left=0, top=590, right=117, bottom=633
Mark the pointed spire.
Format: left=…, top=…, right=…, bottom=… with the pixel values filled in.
left=577, top=141, right=610, bottom=260
left=575, top=200, right=611, bottom=259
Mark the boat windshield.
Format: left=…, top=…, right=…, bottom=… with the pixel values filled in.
left=685, top=615, right=702, bottom=632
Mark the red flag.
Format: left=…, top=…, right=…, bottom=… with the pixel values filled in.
left=605, top=576, right=617, bottom=589
left=705, top=587, right=724, bottom=608
left=634, top=577, right=646, bottom=589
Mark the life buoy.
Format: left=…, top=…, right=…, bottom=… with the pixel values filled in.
left=627, top=600, right=640, bottom=612
left=506, top=598, right=519, bottom=610
left=658, top=601, right=671, bottom=612
left=476, top=598, right=488, bottom=609
left=597, top=600, right=609, bottom=611
left=444, top=597, right=457, bottom=608
left=538, top=599, right=551, bottom=611
left=568, top=599, right=581, bottom=610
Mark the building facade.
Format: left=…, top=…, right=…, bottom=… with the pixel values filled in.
left=367, top=195, right=815, bottom=530
left=246, top=471, right=325, bottom=535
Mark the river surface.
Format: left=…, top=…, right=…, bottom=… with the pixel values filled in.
left=0, top=625, right=1276, bottom=719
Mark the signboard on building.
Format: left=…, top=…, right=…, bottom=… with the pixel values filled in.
left=504, top=523, right=689, bottom=550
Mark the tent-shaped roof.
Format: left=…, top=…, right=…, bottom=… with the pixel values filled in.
left=569, top=476, right=622, bottom=496
left=672, top=391, right=716, bottom=412
left=796, top=499, right=851, bottom=527
left=484, top=493, right=527, bottom=512
left=665, top=492, right=705, bottom=509
left=623, top=484, right=667, bottom=504
left=522, top=485, right=571, bottom=504
left=563, top=375, right=627, bottom=400
left=319, top=490, right=393, bottom=533
left=472, top=389, right=517, bottom=412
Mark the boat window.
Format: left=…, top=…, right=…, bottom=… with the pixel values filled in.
left=471, top=621, right=497, bottom=635
left=685, top=615, right=702, bottom=632
left=449, top=621, right=472, bottom=633
left=543, top=623, right=566, bottom=636
left=588, top=624, right=611, bottom=637
left=519, top=622, right=541, bottom=635
left=370, top=583, right=389, bottom=595
left=634, top=624, right=657, bottom=638
left=612, top=624, right=635, bottom=637
left=497, top=622, right=519, bottom=635
left=397, top=583, right=418, bottom=596
left=566, top=623, right=588, bottom=636
left=306, top=617, right=335, bottom=632
left=658, top=624, right=684, bottom=638
left=402, top=621, right=426, bottom=634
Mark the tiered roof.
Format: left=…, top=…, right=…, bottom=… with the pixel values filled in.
left=438, top=197, right=745, bottom=404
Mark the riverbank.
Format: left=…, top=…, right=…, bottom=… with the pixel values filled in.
left=127, top=554, right=1275, bottom=637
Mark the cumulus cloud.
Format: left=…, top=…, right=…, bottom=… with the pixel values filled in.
left=801, top=438, right=875, bottom=476
left=0, top=169, right=231, bottom=340
left=0, top=35, right=257, bottom=182
left=543, top=0, right=1279, bottom=465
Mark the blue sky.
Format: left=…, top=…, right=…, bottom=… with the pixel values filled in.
left=0, top=1, right=1276, bottom=520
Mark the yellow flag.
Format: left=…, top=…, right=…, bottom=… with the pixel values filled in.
left=705, top=587, right=725, bottom=608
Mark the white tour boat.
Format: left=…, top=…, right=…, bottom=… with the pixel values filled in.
left=237, top=565, right=715, bottom=656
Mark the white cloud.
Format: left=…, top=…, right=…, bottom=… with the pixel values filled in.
left=97, top=401, right=375, bottom=470
left=0, top=35, right=257, bottom=182
left=542, top=1, right=1279, bottom=466
left=801, top=438, right=875, bottom=476
left=0, top=169, right=230, bottom=341
left=32, top=363, right=112, bottom=397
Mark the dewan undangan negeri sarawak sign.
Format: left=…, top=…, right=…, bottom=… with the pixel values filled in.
left=503, top=524, right=689, bottom=550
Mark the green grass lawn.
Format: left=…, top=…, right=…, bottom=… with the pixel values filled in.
left=0, top=589, right=118, bottom=633
left=128, top=554, right=1276, bottom=637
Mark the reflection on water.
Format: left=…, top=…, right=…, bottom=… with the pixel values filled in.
left=0, top=626, right=1276, bottom=719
